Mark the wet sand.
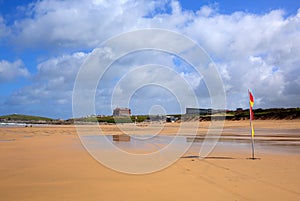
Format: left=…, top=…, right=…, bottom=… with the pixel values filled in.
left=0, top=120, right=300, bottom=200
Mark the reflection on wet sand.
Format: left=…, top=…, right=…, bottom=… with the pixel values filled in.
left=113, top=134, right=131, bottom=142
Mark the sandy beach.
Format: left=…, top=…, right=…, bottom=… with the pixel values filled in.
left=1, top=120, right=300, bottom=201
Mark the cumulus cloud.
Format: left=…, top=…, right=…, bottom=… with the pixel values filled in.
left=178, top=6, right=300, bottom=109
left=0, top=60, right=29, bottom=82
left=0, top=16, right=9, bottom=40
left=11, top=0, right=165, bottom=50
left=83, top=49, right=201, bottom=116
left=110, top=65, right=198, bottom=113
left=5, top=52, right=87, bottom=118
left=35, top=52, right=87, bottom=89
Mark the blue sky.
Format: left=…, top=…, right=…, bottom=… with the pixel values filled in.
left=0, top=0, right=300, bottom=119
left=181, top=0, right=299, bottom=15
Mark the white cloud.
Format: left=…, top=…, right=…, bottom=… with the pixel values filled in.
left=6, top=52, right=87, bottom=118
left=0, top=60, right=29, bottom=82
left=179, top=7, right=300, bottom=109
left=110, top=65, right=198, bottom=114
left=0, top=16, right=9, bottom=40
left=11, top=0, right=164, bottom=50
left=35, top=52, right=87, bottom=88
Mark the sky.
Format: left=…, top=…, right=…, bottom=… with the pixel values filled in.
left=0, top=0, right=300, bottom=119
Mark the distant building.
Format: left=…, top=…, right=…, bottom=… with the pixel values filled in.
left=186, top=108, right=211, bottom=115
left=113, top=107, right=131, bottom=116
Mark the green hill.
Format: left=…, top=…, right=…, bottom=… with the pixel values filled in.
left=230, top=108, right=300, bottom=120
left=0, top=114, right=53, bottom=122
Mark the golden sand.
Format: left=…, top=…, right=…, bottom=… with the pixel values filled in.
left=0, top=120, right=300, bottom=200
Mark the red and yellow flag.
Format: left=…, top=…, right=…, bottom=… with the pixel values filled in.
left=248, top=90, right=255, bottom=137
left=249, top=91, right=254, bottom=108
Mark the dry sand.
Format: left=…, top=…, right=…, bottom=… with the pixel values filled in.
left=0, top=120, right=300, bottom=201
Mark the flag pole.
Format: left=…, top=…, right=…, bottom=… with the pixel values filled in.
left=248, top=89, right=255, bottom=159
left=250, top=118, right=255, bottom=159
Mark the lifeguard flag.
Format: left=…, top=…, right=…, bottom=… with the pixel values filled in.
left=249, top=91, right=254, bottom=108
left=248, top=90, right=254, bottom=121
left=248, top=90, right=255, bottom=137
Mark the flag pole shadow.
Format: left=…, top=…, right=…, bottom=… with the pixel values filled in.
left=181, top=155, right=262, bottom=160
left=246, top=157, right=261, bottom=160
left=181, top=155, right=242, bottom=160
